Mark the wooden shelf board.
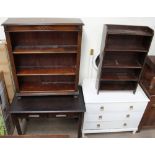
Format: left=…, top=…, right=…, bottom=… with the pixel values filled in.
left=13, top=45, right=78, bottom=54
left=16, top=67, right=76, bottom=76
left=105, top=48, right=148, bottom=52
left=105, top=47, right=148, bottom=53
left=19, top=82, right=75, bottom=92
left=103, top=59, right=142, bottom=69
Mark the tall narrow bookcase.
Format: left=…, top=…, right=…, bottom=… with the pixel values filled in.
left=3, top=18, right=83, bottom=96
left=96, top=24, right=154, bottom=93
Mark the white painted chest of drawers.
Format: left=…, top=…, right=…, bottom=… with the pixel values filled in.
left=82, top=79, right=149, bottom=135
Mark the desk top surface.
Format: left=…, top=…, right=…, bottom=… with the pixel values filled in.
left=10, top=86, right=85, bottom=114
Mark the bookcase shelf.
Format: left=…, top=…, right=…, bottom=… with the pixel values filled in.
left=13, top=45, right=78, bottom=54
left=103, top=59, right=142, bottom=69
left=16, top=67, right=76, bottom=76
left=96, top=24, right=154, bottom=93
left=4, top=18, right=83, bottom=96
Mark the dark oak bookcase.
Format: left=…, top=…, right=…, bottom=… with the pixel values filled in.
left=3, top=18, right=83, bottom=96
left=96, top=24, right=154, bottom=93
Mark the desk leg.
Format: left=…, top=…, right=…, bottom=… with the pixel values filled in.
left=77, top=113, right=84, bottom=138
left=12, top=115, right=22, bottom=135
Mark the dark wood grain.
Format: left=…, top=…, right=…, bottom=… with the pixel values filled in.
left=16, top=67, right=76, bottom=76
left=107, top=24, right=154, bottom=36
left=10, top=86, right=85, bottom=113
left=139, top=56, right=155, bottom=129
left=13, top=46, right=77, bottom=54
left=10, top=86, right=85, bottom=137
left=2, top=18, right=84, bottom=26
left=96, top=24, right=154, bottom=93
left=3, top=18, right=83, bottom=96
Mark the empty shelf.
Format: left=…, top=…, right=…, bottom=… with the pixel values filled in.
left=16, top=67, right=76, bottom=76
left=13, top=45, right=78, bottom=54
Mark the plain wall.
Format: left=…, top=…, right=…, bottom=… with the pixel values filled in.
left=0, top=17, right=155, bottom=84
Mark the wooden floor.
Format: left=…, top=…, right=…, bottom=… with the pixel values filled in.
left=13, top=118, right=155, bottom=138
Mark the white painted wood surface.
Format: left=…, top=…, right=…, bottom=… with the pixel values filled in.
left=82, top=78, right=149, bottom=135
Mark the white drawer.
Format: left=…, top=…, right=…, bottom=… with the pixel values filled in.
left=84, top=112, right=143, bottom=122
left=86, top=102, right=147, bottom=113
left=84, top=120, right=140, bottom=130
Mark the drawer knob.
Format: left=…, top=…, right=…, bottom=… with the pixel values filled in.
left=123, top=123, right=127, bottom=126
left=97, top=124, right=100, bottom=128
left=129, top=106, right=133, bottom=110
left=100, top=106, right=104, bottom=111
left=126, top=114, right=130, bottom=118
left=98, top=115, right=102, bottom=119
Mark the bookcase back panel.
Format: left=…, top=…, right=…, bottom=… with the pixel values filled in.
left=18, top=75, right=75, bottom=83
left=103, top=51, right=146, bottom=67
left=14, top=54, right=76, bottom=68
left=100, top=81, right=137, bottom=91
left=101, top=68, right=141, bottom=81
left=10, top=32, right=78, bottom=48
left=105, top=35, right=152, bottom=51
left=18, top=75, right=75, bottom=92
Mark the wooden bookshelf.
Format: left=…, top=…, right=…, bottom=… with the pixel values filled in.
left=16, top=67, right=76, bottom=76
left=96, top=24, right=154, bottom=93
left=3, top=18, right=83, bottom=96
left=13, top=45, right=78, bottom=54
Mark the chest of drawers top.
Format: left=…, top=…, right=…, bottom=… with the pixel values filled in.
left=82, top=79, right=149, bottom=104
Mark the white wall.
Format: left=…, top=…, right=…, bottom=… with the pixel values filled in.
left=1, top=17, right=155, bottom=84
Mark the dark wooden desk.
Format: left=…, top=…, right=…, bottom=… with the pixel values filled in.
left=10, top=87, right=85, bottom=138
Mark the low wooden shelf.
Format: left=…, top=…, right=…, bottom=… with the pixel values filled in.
left=96, top=24, right=154, bottom=93
left=16, top=67, right=76, bottom=76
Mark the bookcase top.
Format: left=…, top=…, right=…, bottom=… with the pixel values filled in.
left=2, top=18, right=84, bottom=26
